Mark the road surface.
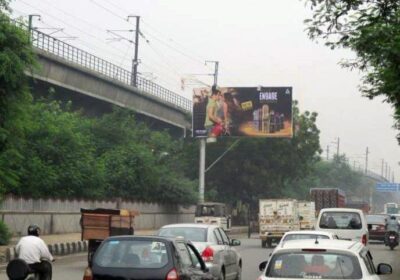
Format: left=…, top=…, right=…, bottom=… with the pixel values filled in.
left=0, top=239, right=398, bottom=279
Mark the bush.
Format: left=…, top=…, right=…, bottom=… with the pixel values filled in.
left=0, top=221, right=12, bottom=245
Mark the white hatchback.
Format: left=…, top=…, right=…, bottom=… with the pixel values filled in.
left=316, top=208, right=369, bottom=245
left=257, top=239, right=392, bottom=280
left=276, top=230, right=338, bottom=248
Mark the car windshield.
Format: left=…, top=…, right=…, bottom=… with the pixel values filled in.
left=283, top=234, right=330, bottom=242
left=266, top=252, right=362, bottom=279
left=158, top=227, right=207, bottom=242
left=94, top=240, right=169, bottom=268
left=319, top=212, right=362, bottom=230
left=366, top=215, right=386, bottom=225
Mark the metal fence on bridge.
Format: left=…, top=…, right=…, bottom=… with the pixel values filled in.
left=29, top=28, right=192, bottom=112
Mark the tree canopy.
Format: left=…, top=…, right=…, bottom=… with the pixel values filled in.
left=304, top=0, right=400, bottom=143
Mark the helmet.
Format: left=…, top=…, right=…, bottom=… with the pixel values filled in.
left=27, top=225, right=40, bottom=237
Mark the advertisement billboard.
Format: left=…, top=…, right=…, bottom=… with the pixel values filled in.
left=192, top=86, right=293, bottom=138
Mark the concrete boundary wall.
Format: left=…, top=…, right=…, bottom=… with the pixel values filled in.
left=0, top=196, right=195, bottom=236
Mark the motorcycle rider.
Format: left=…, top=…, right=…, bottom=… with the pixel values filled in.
left=385, top=216, right=400, bottom=245
left=15, top=225, right=53, bottom=280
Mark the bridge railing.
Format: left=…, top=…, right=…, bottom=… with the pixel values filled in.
left=30, top=28, right=192, bottom=112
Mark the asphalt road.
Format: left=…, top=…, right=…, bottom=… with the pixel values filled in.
left=0, top=239, right=399, bottom=279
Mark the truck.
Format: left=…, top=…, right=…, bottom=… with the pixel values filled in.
left=298, top=201, right=316, bottom=230
left=310, top=188, right=346, bottom=214
left=80, top=208, right=139, bottom=262
left=194, top=202, right=231, bottom=231
left=258, top=199, right=300, bottom=248
left=384, top=202, right=399, bottom=214
left=345, top=200, right=370, bottom=214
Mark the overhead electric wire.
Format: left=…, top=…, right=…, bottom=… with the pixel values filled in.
left=89, top=0, right=127, bottom=22
left=17, top=0, right=132, bottom=65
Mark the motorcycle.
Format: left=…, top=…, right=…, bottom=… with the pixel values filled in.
left=385, top=231, right=399, bottom=250
left=6, top=258, right=52, bottom=280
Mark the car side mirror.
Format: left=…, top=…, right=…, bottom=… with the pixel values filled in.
left=377, top=263, right=392, bottom=275
left=259, top=261, right=268, bottom=271
left=230, top=239, right=241, bottom=246
left=368, top=224, right=372, bottom=230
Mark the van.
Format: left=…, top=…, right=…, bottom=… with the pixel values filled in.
left=315, top=208, right=368, bottom=245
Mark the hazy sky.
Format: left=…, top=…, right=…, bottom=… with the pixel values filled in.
left=11, top=0, right=400, bottom=180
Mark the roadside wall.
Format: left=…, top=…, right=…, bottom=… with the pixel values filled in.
left=0, top=196, right=195, bottom=236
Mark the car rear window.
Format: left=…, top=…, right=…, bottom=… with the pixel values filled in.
left=283, top=234, right=330, bottom=242
left=319, top=212, right=362, bottom=230
left=366, top=215, right=386, bottom=225
left=94, top=240, right=169, bottom=268
left=266, top=252, right=362, bottom=279
left=158, top=227, right=207, bottom=242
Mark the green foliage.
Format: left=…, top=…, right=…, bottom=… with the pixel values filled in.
left=0, top=220, right=11, bottom=245
left=304, top=0, right=400, bottom=143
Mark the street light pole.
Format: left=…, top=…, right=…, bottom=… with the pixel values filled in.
left=198, top=60, right=219, bottom=203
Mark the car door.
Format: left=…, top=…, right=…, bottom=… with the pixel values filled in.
left=360, top=249, right=380, bottom=280
left=213, top=228, right=230, bottom=270
left=217, top=228, right=238, bottom=279
left=187, top=243, right=214, bottom=280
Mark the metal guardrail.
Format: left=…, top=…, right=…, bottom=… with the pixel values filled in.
left=30, top=28, right=192, bottom=112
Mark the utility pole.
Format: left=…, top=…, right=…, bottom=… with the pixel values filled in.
left=353, top=160, right=356, bottom=169
left=365, top=147, right=369, bottom=174
left=336, top=137, right=340, bottom=157
left=326, top=145, right=330, bottom=160
left=381, top=159, right=384, bottom=178
left=127, top=15, right=140, bottom=87
left=385, top=162, right=388, bottom=180
left=28, top=14, right=41, bottom=39
left=198, top=60, right=219, bottom=203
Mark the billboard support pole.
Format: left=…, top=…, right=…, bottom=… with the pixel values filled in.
left=199, top=138, right=206, bottom=203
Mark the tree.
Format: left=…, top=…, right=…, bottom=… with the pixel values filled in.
left=304, top=0, right=400, bottom=143
left=0, top=1, right=36, bottom=194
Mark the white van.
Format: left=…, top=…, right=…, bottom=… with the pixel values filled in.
left=316, top=208, right=369, bottom=245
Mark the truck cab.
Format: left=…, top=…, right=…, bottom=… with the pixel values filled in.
left=194, top=202, right=231, bottom=231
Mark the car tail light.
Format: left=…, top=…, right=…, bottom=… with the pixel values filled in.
left=202, top=246, right=214, bottom=262
left=83, top=267, right=93, bottom=280
left=166, top=268, right=179, bottom=280
left=362, top=234, right=368, bottom=245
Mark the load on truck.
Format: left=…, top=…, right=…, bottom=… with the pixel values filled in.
left=345, top=200, right=370, bottom=214
left=298, top=201, right=316, bottom=230
left=194, top=202, right=231, bottom=231
left=80, top=208, right=139, bottom=262
left=310, top=188, right=346, bottom=214
left=259, top=199, right=300, bottom=248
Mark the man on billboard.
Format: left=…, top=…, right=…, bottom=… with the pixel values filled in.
left=204, top=87, right=224, bottom=137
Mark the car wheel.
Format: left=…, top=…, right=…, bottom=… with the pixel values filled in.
left=261, top=240, right=267, bottom=248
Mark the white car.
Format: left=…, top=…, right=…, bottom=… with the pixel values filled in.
left=276, top=230, right=338, bottom=247
left=316, top=208, right=369, bottom=245
left=257, top=239, right=392, bottom=280
left=158, top=223, right=242, bottom=280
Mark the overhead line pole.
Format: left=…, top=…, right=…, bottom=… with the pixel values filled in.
left=127, top=15, right=140, bottom=87
left=365, top=147, right=369, bottom=174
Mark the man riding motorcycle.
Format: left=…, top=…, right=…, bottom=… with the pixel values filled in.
left=15, top=225, right=54, bottom=280
left=385, top=216, right=400, bottom=246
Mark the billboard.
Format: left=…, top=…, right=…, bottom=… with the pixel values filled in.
left=192, top=86, right=293, bottom=138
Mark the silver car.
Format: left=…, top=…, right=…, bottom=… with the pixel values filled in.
left=158, top=223, right=242, bottom=280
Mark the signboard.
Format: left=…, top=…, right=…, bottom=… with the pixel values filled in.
left=192, top=86, right=293, bottom=138
left=376, top=183, right=400, bottom=192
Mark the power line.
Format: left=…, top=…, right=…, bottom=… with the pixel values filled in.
left=17, top=0, right=132, bottom=64
left=89, top=0, right=126, bottom=22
